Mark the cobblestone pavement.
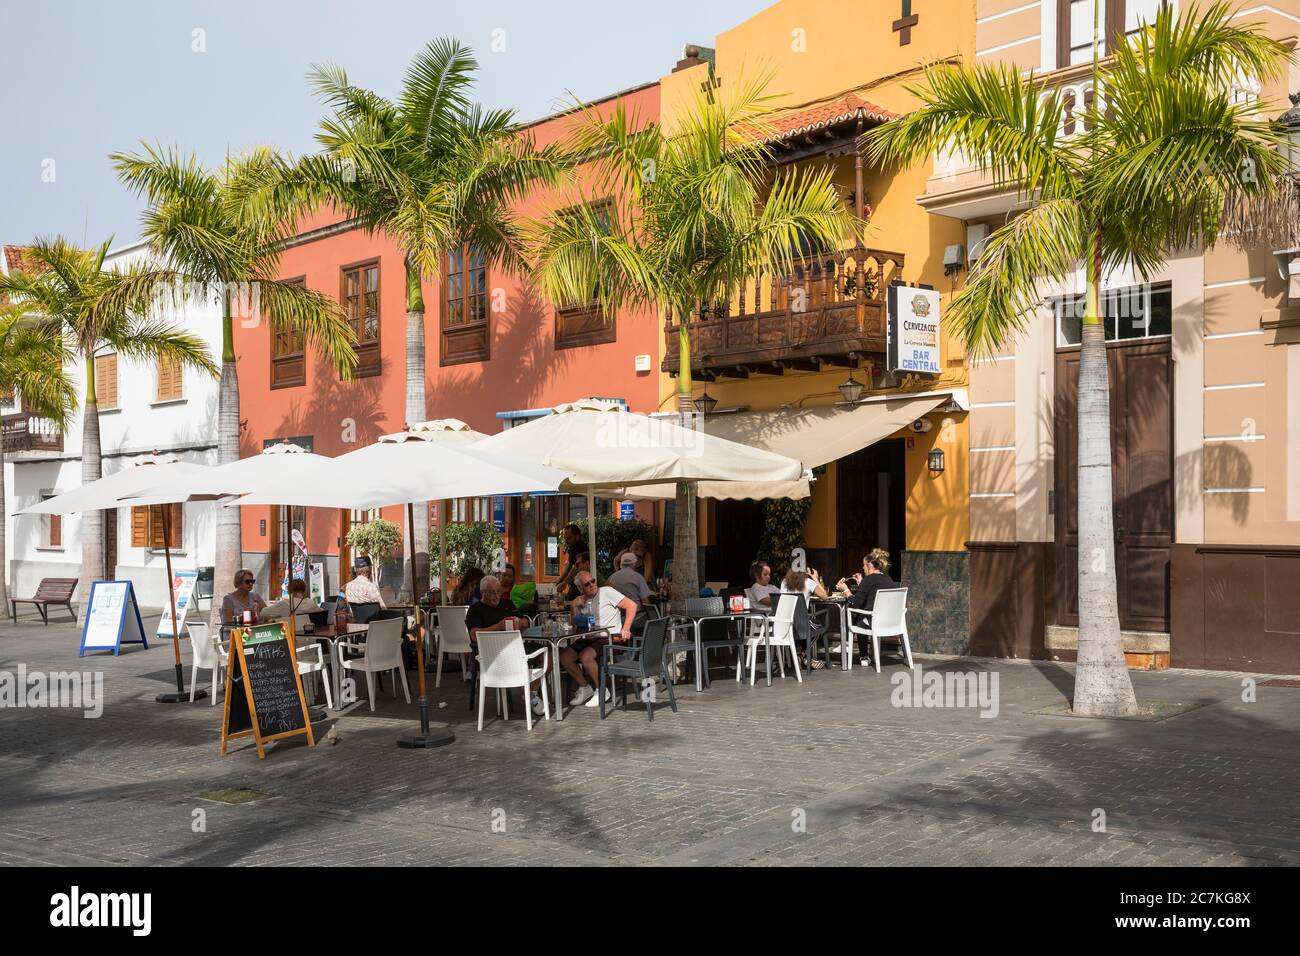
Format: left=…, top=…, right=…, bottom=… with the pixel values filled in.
left=2, top=615, right=1298, bottom=866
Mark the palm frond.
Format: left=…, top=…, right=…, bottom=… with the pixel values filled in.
left=255, top=279, right=357, bottom=377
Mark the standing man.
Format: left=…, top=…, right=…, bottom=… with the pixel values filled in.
left=559, top=571, right=635, bottom=708
left=555, top=523, right=590, bottom=602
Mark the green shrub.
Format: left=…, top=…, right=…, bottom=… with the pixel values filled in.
left=428, top=522, right=504, bottom=583
left=345, top=518, right=402, bottom=571
left=757, top=498, right=812, bottom=579
left=573, top=514, right=653, bottom=579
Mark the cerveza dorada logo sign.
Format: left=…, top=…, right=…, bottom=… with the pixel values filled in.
left=887, top=284, right=942, bottom=375
left=49, top=886, right=151, bottom=936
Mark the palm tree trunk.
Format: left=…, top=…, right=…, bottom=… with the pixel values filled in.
left=0, top=441, right=9, bottom=620
left=403, top=260, right=429, bottom=599
left=80, top=355, right=105, bottom=603
left=214, top=294, right=242, bottom=605
left=1071, top=227, right=1138, bottom=717
left=670, top=314, right=698, bottom=614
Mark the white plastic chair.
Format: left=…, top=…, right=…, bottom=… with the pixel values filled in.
left=296, top=641, right=333, bottom=709
left=475, top=630, right=549, bottom=732
left=846, top=587, right=913, bottom=673
left=340, top=617, right=410, bottom=711
left=434, top=606, right=472, bottom=687
left=187, top=622, right=225, bottom=705
left=738, top=593, right=801, bottom=685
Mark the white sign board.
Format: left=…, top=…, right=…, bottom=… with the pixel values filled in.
left=887, top=284, right=942, bottom=375
left=157, top=569, right=199, bottom=638
left=79, top=580, right=148, bottom=656
left=309, top=563, right=326, bottom=604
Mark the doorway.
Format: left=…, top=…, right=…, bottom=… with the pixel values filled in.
left=836, top=439, right=907, bottom=583
left=1054, top=338, right=1173, bottom=632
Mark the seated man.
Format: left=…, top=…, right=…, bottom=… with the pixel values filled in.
left=559, top=572, right=636, bottom=708
left=344, top=556, right=386, bottom=611
left=465, top=575, right=545, bottom=717
left=745, top=560, right=781, bottom=609
left=607, top=552, right=653, bottom=608
left=260, top=578, right=322, bottom=625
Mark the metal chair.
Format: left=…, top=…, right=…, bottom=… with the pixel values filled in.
left=846, top=588, right=914, bottom=673
left=677, top=596, right=746, bottom=688
left=600, top=617, right=678, bottom=721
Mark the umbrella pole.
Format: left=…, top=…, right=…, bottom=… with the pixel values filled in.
left=156, top=505, right=204, bottom=703
left=398, top=500, right=453, bottom=749
left=586, top=489, right=598, bottom=584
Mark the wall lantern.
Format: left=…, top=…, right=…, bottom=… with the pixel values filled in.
left=837, top=374, right=865, bottom=404
left=694, top=391, right=718, bottom=415
left=927, top=448, right=946, bottom=474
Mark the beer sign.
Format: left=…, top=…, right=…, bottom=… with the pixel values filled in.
left=887, top=284, right=942, bottom=375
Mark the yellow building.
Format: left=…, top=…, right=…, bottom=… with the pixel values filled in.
left=654, top=0, right=978, bottom=651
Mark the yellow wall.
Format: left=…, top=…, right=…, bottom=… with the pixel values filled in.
left=657, top=0, right=975, bottom=552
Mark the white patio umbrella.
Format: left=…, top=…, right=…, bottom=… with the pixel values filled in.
left=472, top=399, right=806, bottom=583
left=17, top=453, right=213, bottom=702
left=231, top=424, right=569, bottom=749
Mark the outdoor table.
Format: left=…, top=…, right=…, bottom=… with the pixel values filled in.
left=307, top=622, right=371, bottom=710
left=678, top=610, right=771, bottom=690
left=521, top=624, right=612, bottom=721
left=812, top=596, right=852, bottom=670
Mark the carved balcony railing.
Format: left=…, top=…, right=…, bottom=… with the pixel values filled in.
left=662, top=245, right=904, bottom=378
left=1, top=412, right=62, bottom=453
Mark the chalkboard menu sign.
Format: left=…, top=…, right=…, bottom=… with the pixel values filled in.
left=219, top=622, right=315, bottom=759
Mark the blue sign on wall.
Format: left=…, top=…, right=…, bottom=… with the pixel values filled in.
left=492, top=496, right=506, bottom=533
left=619, top=502, right=635, bottom=521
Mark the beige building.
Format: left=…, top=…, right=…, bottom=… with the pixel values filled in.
left=920, top=0, right=1300, bottom=671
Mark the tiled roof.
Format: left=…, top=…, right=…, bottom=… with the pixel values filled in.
left=3, top=245, right=33, bottom=275
left=765, top=93, right=895, bottom=143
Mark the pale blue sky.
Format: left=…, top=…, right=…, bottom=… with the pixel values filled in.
left=2, top=0, right=767, bottom=248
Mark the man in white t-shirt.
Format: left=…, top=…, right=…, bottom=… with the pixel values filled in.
left=560, top=571, right=636, bottom=707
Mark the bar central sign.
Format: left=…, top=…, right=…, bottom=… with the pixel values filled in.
left=887, top=283, right=942, bottom=375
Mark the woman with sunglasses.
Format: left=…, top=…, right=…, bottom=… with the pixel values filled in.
left=221, top=568, right=267, bottom=625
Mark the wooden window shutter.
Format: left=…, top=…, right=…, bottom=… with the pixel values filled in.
left=156, top=355, right=182, bottom=401
left=169, top=503, right=182, bottom=549
left=95, top=354, right=119, bottom=408
left=49, top=514, right=61, bottom=548
left=131, top=506, right=149, bottom=547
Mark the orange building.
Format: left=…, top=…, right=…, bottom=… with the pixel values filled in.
left=233, top=81, right=661, bottom=595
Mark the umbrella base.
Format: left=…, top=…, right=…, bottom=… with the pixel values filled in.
left=397, top=729, right=455, bottom=749
left=157, top=689, right=207, bottom=703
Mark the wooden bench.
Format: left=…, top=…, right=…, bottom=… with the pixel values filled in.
left=11, top=577, right=78, bottom=625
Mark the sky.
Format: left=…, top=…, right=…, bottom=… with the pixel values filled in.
left=1, top=0, right=768, bottom=249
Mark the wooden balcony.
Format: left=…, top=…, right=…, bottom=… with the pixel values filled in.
left=662, top=246, right=904, bottom=379
left=2, top=413, right=62, bottom=453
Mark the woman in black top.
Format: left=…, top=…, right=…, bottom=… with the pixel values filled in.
left=835, top=548, right=895, bottom=665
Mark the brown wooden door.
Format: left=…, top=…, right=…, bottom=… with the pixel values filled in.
left=105, top=508, right=118, bottom=578
left=1054, top=339, right=1173, bottom=631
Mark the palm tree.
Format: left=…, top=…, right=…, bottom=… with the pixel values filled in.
left=0, top=237, right=217, bottom=601
left=863, top=2, right=1290, bottom=716
left=111, top=145, right=358, bottom=604
left=0, top=303, right=76, bottom=619
left=528, top=76, right=859, bottom=611
left=232, top=38, right=562, bottom=597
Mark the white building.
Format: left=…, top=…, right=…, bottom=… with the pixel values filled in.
left=2, top=241, right=222, bottom=610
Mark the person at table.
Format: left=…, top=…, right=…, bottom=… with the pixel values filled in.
left=745, top=560, right=782, bottom=609
left=260, top=578, right=322, bottom=624
left=560, top=571, right=636, bottom=708
left=835, top=548, right=895, bottom=666
left=781, top=567, right=828, bottom=607
left=608, top=552, right=654, bottom=607
left=500, top=562, right=538, bottom=615
left=221, top=568, right=267, bottom=625
left=465, top=575, right=545, bottom=717
left=344, top=556, right=386, bottom=609
left=613, top=538, right=654, bottom=584
left=555, top=523, right=591, bottom=601
left=452, top=567, right=485, bottom=606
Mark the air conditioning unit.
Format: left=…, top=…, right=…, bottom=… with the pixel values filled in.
left=967, top=223, right=991, bottom=263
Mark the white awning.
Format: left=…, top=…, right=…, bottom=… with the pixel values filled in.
left=621, top=390, right=960, bottom=500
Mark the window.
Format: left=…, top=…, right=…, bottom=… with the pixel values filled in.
left=130, top=503, right=182, bottom=550
left=155, top=355, right=183, bottom=402
left=341, top=261, right=380, bottom=377
left=554, top=199, right=617, bottom=349
left=271, top=277, right=307, bottom=388
left=40, top=492, right=61, bottom=549
left=441, top=244, right=490, bottom=364
left=1054, top=282, right=1172, bottom=346
left=95, top=353, right=118, bottom=409
left=1058, top=0, right=1169, bottom=67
